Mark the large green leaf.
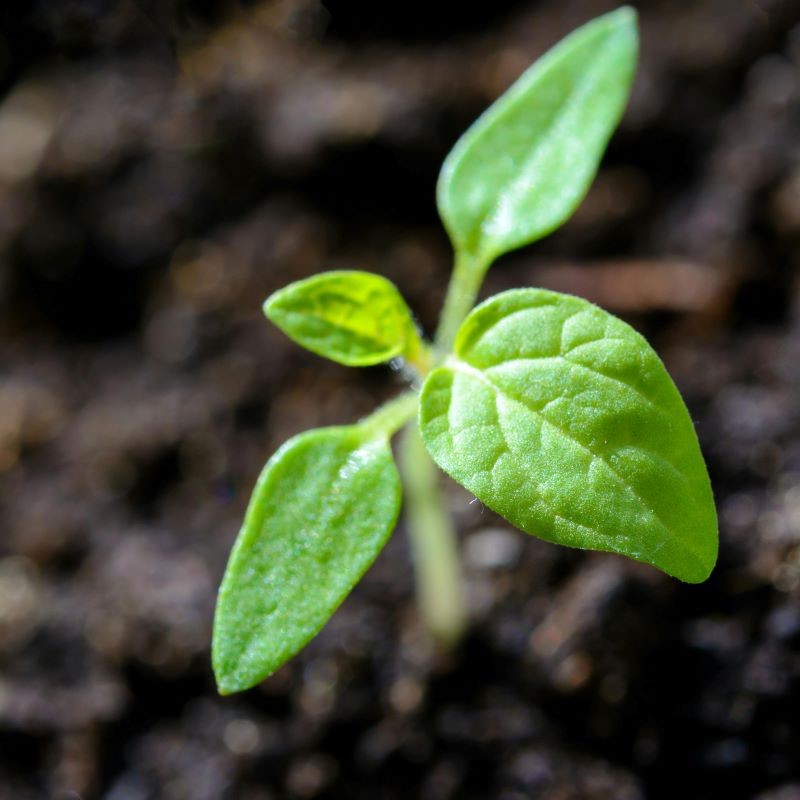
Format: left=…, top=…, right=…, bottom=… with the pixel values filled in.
left=419, top=288, right=717, bottom=583
left=264, top=270, right=421, bottom=366
left=213, top=425, right=401, bottom=694
left=437, top=7, right=638, bottom=266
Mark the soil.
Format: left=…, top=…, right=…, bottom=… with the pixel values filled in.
left=1, top=1, right=800, bottom=798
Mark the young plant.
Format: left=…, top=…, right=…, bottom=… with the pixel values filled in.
left=212, top=7, right=718, bottom=695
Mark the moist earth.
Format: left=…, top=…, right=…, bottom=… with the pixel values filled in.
left=1, top=1, right=799, bottom=798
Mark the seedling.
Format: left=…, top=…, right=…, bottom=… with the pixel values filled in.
left=213, top=8, right=718, bottom=695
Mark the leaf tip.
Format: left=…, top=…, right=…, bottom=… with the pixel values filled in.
left=215, top=678, right=237, bottom=697
left=214, top=674, right=250, bottom=696
left=610, top=5, right=637, bottom=24
left=212, top=644, right=238, bottom=696
left=655, top=520, right=718, bottom=585
left=262, top=291, right=281, bottom=322
left=212, top=649, right=262, bottom=696
left=212, top=612, right=263, bottom=696
left=597, top=5, right=637, bottom=38
left=587, top=6, right=638, bottom=59
left=677, top=542, right=718, bottom=585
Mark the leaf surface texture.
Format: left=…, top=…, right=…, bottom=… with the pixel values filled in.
left=437, top=7, right=638, bottom=264
left=213, top=425, right=401, bottom=693
left=265, top=271, right=420, bottom=366
left=420, top=288, right=717, bottom=582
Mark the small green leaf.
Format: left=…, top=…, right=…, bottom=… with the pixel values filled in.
left=419, top=288, right=717, bottom=583
left=213, top=425, right=401, bottom=694
left=437, top=7, right=638, bottom=266
left=264, top=270, right=422, bottom=366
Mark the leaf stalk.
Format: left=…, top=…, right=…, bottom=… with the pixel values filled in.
left=434, top=251, right=490, bottom=353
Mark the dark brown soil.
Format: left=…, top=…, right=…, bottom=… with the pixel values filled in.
left=1, top=1, right=800, bottom=798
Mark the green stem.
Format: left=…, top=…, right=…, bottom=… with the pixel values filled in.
left=434, top=251, right=490, bottom=352
left=361, top=391, right=419, bottom=439
left=402, top=336, right=434, bottom=383
left=366, top=247, right=488, bottom=645
left=399, top=422, right=467, bottom=645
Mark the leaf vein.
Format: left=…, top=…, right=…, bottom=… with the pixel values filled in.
left=450, top=360, right=707, bottom=571
left=486, top=356, right=663, bottom=413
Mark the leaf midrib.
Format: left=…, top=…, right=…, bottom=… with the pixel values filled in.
left=283, top=307, right=402, bottom=352
left=445, top=357, right=707, bottom=572
left=485, top=355, right=664, bottom=414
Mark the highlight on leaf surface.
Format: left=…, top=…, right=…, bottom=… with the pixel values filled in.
left=419, top=288, right=718, bottom=583
left=212, top=424, right=402, bottom=694
left=437, top=7, right=638, bottom=267
left=264, top=270, right=423, bottom=367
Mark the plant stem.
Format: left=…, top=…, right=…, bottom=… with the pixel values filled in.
left=434, top=250, right=490, bottom=352
left=361, top=391, right=419, bottom=439
left=399, top=422, right=467, bottom=645
left=394, top=248, right=491, bottom=644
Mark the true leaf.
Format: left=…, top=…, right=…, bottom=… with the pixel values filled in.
left=419, top=288, right=717, bottom=583
left=264, top=270, right=421, bottom=366
left=437, top=7, right=638, bottom=266
left=213, top=425, right=401, bottom=694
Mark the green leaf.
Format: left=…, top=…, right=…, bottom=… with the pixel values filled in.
left=264, top=270, right=422, bottom=366
left=437, top=7, right=638, bottom=266
left=419, top=288, right=717, bottom=583
left=212, top=424, right=401, bottom=694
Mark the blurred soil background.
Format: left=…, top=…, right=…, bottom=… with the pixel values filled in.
left=1, top=0, right=800, bottom=797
